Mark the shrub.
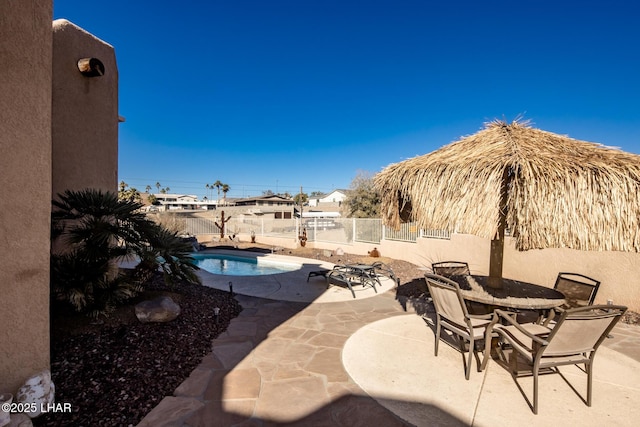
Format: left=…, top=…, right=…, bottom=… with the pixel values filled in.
left=51, top=189, right=200, bottom=316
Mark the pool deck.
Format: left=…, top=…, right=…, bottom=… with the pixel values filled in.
left=137, top=253, right=640, bottom=427
left=196, top=249, right=398, bottom=303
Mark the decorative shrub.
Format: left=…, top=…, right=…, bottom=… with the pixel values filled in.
left=51, top=189, right=200, bottom=316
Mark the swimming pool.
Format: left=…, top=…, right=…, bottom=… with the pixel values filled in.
left=192, top=253, right=301, bottom=276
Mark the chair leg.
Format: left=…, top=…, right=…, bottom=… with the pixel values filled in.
left=533, top=364, right=539, bottom=415
left=481, top=330, right=492, bottom=371
left=346, top=282, right=356, bottom=298
left=434, top=320, right=441, bottom=356
left=587, top=360, right=593, bottom=407
left=465, top=337, right=473, bottom=380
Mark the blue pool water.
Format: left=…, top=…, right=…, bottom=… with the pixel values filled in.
left=192, top=254, right=300, bottom=276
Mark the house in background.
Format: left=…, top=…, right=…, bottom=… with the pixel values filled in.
left=232, top=195, right=295, bottom=219
left=152, top=193, right=200, bottom=211
left=309, top=189, right=349, bottom=207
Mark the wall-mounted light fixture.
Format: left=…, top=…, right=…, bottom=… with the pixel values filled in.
left=77, top=58, right=105, bottom=77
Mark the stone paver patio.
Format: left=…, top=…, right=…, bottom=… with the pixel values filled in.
left=138, top=254, right=640, bottom=427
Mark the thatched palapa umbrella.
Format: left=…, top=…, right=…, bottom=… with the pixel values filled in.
left=375, top=120, right=640, bottom=286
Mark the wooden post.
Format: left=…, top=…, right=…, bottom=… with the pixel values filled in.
left=488, top=168, right=510, bottom=288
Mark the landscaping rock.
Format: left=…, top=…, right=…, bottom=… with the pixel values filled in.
left=135, top=296, right=181, bottom=323
left=15, top=370, right=54, bottom=418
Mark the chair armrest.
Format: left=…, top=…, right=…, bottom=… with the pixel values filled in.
left=494, top=309, right=550, bottom=346
left=542, top=307, right=565, bottom=327
left=468, top=313, right=493, bottom=321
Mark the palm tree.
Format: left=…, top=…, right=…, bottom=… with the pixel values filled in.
left=205, top=183, right=211, bottom=199
left=135, top=225, right=199, bottom=287
left=51, top=188, right=200, bottom=315
left=145, top=185, right=152, bottom=193
left=51, top=189, right=156, bottom=315
left=213, top=180, right=223, bottom=206
left=155, top=181, right=161, bottom=194
left=222, top=183, right=230, bottom=206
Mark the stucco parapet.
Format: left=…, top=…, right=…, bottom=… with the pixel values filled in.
left=52, top=19, right=114, bottom=49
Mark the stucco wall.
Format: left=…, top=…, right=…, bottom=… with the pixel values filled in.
left=0, top=0, right=53, bottom=393
left=52, top=19, right=119, bottom=197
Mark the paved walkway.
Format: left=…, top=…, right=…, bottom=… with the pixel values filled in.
left=138, top=253, right=640, bottom=426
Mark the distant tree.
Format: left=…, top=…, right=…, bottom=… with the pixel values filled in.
left=118, top=181, right=142, bottom=203
left=145, top=185, right=152, bottom=193
left=148, top=194, right=158, bottom=205
left=159, top=188, right=166, bottom=194
left=343, top=171, right=380, bottom=218
left=155, top=182, right=161, bottom=193
left=310, top=191, right=324, bottom=197
left=222, top=183, right=230, bottom=206
left=213, top=180, right=223, bottom=205
left=262, top=189, right=274, bottom=196
left=293, top=192, right=309, bottom=206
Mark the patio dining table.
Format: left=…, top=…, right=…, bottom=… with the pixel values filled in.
left=448, top=275, right=566, bottom=313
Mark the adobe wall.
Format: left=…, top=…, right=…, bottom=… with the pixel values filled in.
left=52, top=19, right=119, bottom=197
left=0, top=0, right=53, bottom=393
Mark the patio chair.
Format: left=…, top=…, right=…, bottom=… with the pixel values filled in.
left=516, top=272, right=601, bottom=324
left=424, top=273, right=494, bottom=380
left=431, top=261, right=470, bottom=277
left=554, top=272, right=601, bottom=308
left=482, top=305, right=627, bottom=414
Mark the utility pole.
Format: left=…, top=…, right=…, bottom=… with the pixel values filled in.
left=299, top=185, right=303, bottom=219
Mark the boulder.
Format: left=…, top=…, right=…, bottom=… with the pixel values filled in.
left=15, top=370, right=54, bottom=419
left=135, top=296, right=181, bottom=323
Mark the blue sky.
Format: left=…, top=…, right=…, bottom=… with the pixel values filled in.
left=53, top=0, right=640, bottom=199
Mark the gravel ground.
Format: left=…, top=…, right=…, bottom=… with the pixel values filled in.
left=36, top=274, right=242, bottom=427
left=35, top=244, right=638, bottom=426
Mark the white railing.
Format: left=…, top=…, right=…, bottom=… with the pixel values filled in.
left=183, top=217, right=451, bottom=244
left=384, top=222, right=420, bottom=242
left=421, top=228, right=452, bottom=240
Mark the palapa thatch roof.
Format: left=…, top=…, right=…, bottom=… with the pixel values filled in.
left=375, top=120, right=640, bottom=252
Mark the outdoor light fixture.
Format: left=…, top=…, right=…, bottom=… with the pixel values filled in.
left=77, top=57, right=105, bottom=77
left=213, top=307, right=220, bottom=323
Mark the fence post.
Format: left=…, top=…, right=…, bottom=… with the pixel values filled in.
left=352, top=218, right=356, bottom=244
left=381, top=221, right=386, bottom=242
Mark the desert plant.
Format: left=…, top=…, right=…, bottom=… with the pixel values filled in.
left=134, top=224, right=200, bottom=287
left=51, top=188, right=200, bottom=316
left=50, top=253, right=142, bottom=317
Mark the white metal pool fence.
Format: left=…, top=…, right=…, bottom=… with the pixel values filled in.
left=184, top=217, right=451, bottom=245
